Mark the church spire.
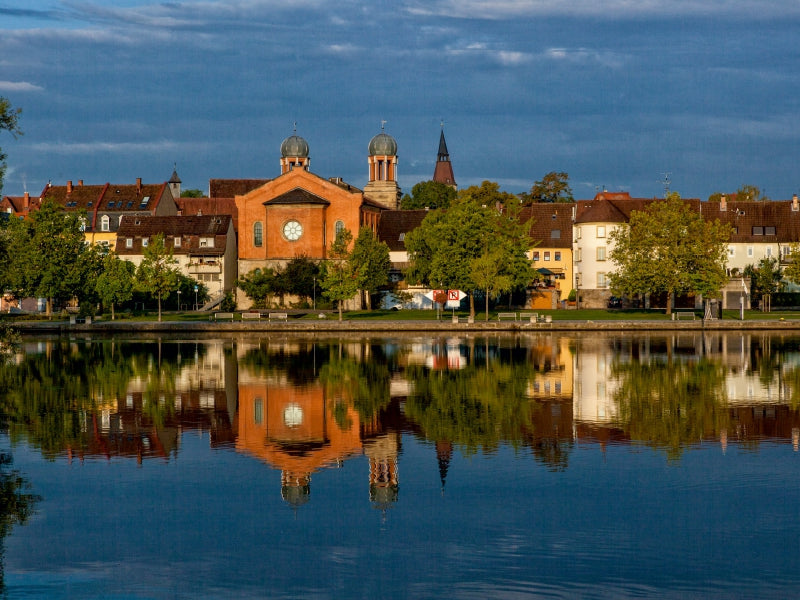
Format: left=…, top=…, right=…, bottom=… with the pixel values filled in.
left=432, top=124, right=456, bottom=189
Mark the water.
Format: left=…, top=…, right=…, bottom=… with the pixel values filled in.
left=0, top=332, right=798, bottom=599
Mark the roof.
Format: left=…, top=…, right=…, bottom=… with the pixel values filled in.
left=264, top=187, right=330, bottom=206
left=377, top=210, right=429, bottom=251
left=702, top=200, right=800, bottom=243
left=521, top=204, right=575, bottom=248
left=116, top=215, right=232, bottom=255
left=209, top=179, right=270, bottom=198
left=40, top=182, right=107, bottom=211
left=574, top=196, right=702, bottom=224
left=97, top=183, right=167, bottom=212
left=176, top=197, right=239, bottom=232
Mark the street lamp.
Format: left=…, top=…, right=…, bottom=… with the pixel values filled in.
left=177, top=289, right=181, bottom=312
left=313, top=277, right=316, bottom=310
left=194, top=285, right=198, bottom=310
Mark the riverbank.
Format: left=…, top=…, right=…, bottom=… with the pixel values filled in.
left=10, top=316, right=800, bottom=334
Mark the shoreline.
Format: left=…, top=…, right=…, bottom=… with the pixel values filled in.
left=10, top=317, right=800, bottom=334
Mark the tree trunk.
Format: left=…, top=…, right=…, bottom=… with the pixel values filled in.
left=158, top=292, right=162, bottom=322
left=338, top=300, right=343, bottom=321
left=485, top=288, right=490, bottom=321
left=46, top=297, right=53, bottom=318
left=469, top=292, right=475, bottom=320
left=111, top=303, right=116, bottom=320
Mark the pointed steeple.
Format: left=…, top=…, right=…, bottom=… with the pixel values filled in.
left=432, top=125, right=456, bottom=189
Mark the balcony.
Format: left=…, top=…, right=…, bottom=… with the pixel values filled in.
left=187, top=261, right=222, bottom=274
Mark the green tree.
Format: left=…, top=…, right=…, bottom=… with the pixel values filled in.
left=782, top=243, right=800, bottom=287
left=470, top=250, right=513, bottom=321
left=405, top=181, right=534, bottom=319
left=238, top=267, right=278, bottom=308
left=322, top=228, right=358, bottom=321
left=282, top=255, right=320, bottom=306
left=400, top=180, right=457, bottom=210
left=522, top=171, right=573, bottom=204
left=736, top=184, right=767, bottom=202
left=95, top=252, right=135, bottom=319
left=6, top=200, right=89, bottom=316
left=350, top=226, right=390, bottom=310
left=608, top=193, right=731, bottom=315
left=0, top=97, right=22, bottom=195
left=136, top=233, right=181, bottom=321
left=744, top=257, right=784, bottom=312
left=180, top=189, right=204, bottom=198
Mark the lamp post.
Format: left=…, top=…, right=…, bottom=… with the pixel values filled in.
left=194, top=285, right=198, bottom=311
left=177, top=289, right=181, bottom=312
left=313, top=277, right=316, bottom=310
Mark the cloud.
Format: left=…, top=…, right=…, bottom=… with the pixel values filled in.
left=545, top=48, right=627, bottom=68
left=404, top=0, right=800, bottom=19
left=28, top=140, right=206, bottom=155
left=0, top=81, right=44, bottom=92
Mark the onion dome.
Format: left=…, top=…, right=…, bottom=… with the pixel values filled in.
left=280, top=134, right=309, bottom=158
left=368, top=132, right=397, bottom=156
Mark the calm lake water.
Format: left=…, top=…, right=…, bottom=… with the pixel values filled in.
left=1, top=331, right=799, bottom=599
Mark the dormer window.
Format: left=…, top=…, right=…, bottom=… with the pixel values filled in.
left=101, top=215, right=110, bottom=232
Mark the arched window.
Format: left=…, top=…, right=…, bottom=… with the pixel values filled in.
left=254, top=221, right=263, bottom=247
left=335, top=220, right=345, bottom=239
left=100, top=215, right=110, bottom=232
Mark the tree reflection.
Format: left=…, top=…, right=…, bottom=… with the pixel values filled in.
left=610, top=357, right=729, bottom=460
left=0, top=340, right=201, bottom=458
left=0, top=450, right=40, bottom=591
left=403, top=343, right=574, bottom=470
left=317, top=344, right=391, bottom=421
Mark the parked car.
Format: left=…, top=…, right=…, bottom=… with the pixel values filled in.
left=607, top=296, right=622, bottom=308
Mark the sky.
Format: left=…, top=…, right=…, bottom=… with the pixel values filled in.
left=2, top=0, right=800, bottom=200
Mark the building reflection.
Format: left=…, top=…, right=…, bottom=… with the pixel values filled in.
left=4, top=332, right=800, bottom=507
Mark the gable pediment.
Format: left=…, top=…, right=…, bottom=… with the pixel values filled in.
left=264, top=187, right=330, bottom=206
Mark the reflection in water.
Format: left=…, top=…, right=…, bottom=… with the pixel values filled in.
left=1, top=333, right=799, bottom=504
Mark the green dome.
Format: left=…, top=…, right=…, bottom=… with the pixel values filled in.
left=280, top=134, right=309, bottom=158
left=368, top=132, right=397, bottom=156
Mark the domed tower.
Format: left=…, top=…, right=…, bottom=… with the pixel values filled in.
left=280, top=129, right=310, bottom=174
left=364, top=123, right=401, bottom=210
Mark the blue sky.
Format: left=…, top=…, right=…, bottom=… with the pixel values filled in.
left=2, top=0, right=800, bottom=200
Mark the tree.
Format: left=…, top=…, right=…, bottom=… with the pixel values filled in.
left=708, top=185, right=768, bottom=202
left=523, top=171, right=573, bottom=204
left=282, top=255, right=321, bottom=306
left=322, top=228, right=359, bottom=321
left=136, top=233, right=182, bottom=321
left=470, top=250, right=513, bottom=321
left=405, top=181, right=534, bottom=319
left=400, top=180, right=457, bottom=210
left=350, top=226, right=390, bottom=310
left=95, top=252, right=135, bottom=319
left=180, top=189, right=204, bottom=198
left=608, top=193, right=731, bottom=315
left=238, top=267, right=278, bottom=308
left=744, top=257, right=783, bottom=312
left=782, top=244, right=800, bottom=287
left=0, top=97, right=22, bottom=196
left=5, top=200, right=89, bottom=316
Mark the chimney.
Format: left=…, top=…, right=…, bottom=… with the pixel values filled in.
left=23, top=192, right=30, bottom=210
left=793, top=194, right=799, bottom=212
left=67, top=180, right=73, bottom=194
left=720, top=195, right=727, bottom=211
left=78, top=179, right=83, bottom=187
left=136, top=177, right=142, bottom=194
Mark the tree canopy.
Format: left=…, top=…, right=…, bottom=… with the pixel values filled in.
left=522, top=171, right=573, bottom=204
left=0, top=97, right=22, bottom=196
left=4, top=199, right=91, bottom=316
left=608, top=193, right=731, bottom=314
left=321, top=227, right=359, bottom=321
left=350, top=226, right=390, bottom=310
left=400, top=180, right=457, bottom=210
left=135, top=233, right=182, bottom=321
left=405, top=181, right=535, bottom=318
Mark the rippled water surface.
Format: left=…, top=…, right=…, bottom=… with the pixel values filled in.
left=0, top=332, right=798, bottom=598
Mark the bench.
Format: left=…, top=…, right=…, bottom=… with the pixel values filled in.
left=497, top=312, right=517, bottom=321
left=268, top=312, right=288, bottom=321
left=519, top=312, right=538, bottom=322
left=673, top=311, right=696, bottom=320
left=212, top=312, right=235, bottom=321
left=241, top=312, right=261, bottom=320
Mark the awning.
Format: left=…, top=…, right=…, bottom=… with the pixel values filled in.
left=537, top=267, right=554, bottom=275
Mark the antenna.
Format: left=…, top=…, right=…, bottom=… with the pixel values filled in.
left=381, top=119, right=387, bottom=131
left=660, top=172, right=672, bottom=195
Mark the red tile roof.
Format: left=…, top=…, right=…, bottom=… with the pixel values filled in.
left=115, top=215, right=232, bottom=255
